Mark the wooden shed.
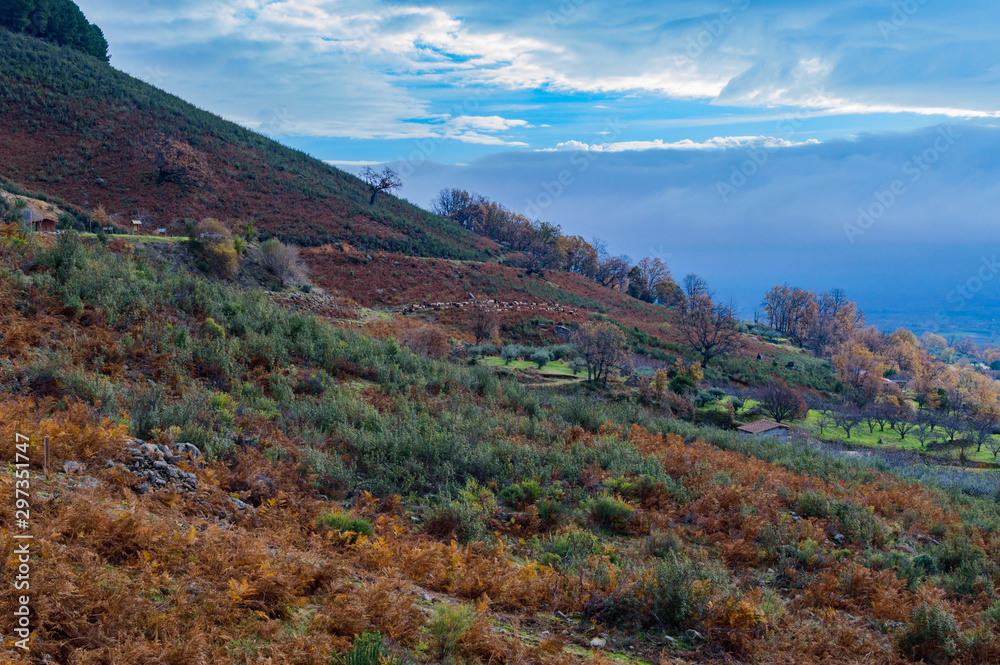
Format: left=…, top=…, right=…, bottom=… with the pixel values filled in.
left=32, top=218, right=57, bottom=233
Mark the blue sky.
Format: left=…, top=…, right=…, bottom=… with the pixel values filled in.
left=75, top=0, right=1000, bottom=333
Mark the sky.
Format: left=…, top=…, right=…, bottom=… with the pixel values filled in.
left=75, top=0, right=1000, bottom=337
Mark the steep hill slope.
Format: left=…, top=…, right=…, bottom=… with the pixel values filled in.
left=2, top=227, right=1000, bottom=665
left=0, top=28, right=491, bottom=260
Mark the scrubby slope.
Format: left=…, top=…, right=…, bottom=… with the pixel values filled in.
left=0, top=28, right=491, bottom=260
left=1, top=227, right=999, bottom=664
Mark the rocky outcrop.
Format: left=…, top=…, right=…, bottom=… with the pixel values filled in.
left=123, top=439, right=202, bottom=495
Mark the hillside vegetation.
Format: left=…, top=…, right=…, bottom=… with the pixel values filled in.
left=3, top=27, right=1000, bottom=665
left=0, top=27, right=489, bottom=260
left=0, top=0, right=108, bottom=61
left=1, top=227, right=1000, bottom=664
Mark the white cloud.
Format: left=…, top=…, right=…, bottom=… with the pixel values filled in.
left=447, top=116, right=531, bottom=131
left=542, top=136, right=821, bottom=153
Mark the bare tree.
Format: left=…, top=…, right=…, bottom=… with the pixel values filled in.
left=753, top=383, right=808, bottom=423
left=986, top=435, right=1000, bottom=460
left=969, top=409, right=1000, bottom=452
left=361, top=166, right=402, bottom=205
left=676, top=274, right=740, bottom=365
left=891, top=418, right=916, bottom=441
left=832, top=407, right=862, bottom=439
left=912, top=422, right=933, bottom=449
left=260, top=238, right=305, bottom=288
left=570, top=321, right=631, bottom=385
left=469, top=304, right=499, bottom=345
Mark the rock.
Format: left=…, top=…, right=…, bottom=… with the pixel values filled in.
left=589, top=638, right=606, bottom=648
left=227, top=497, right=252, bottom=513
left=173, top=442, right=202, bottom=460
left=135, top=482, right=150, bottom=494
left=63, top=461, right=86, bottom=474
left=69, top=476, right=101, bottom=491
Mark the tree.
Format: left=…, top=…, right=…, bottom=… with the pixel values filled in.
left=469, top=304, right=498, bottom=345
left=432, top=188, right=474, bottom=218
left=194, top=218, right=237, bottom=279
left=969, top=409, right=999, bottom=452
left=676, top=274, right=740, bottom=365
left=594, top=253, right=632, bottom=291
left=260, top=238, right=304, bottom=288
left=628, top=257, right=676, bottom=303
left=0, top=0, right=109, bottom=60
left=912, top=422, right=933, bottom=449
left=145, top=132, right=210, bottom=191
left=361, top=166, right=402, bottom=205
left=891, top=417, right=916, bottom=441
left=753, top=383, right=808, bottom=423
left=986, top=435, right=1000, bottom=460
left=832, top=407, right=862, bottom=439
left=921, top=332, right=948, bottom=351
left=570, top=322, right=631, bottom=385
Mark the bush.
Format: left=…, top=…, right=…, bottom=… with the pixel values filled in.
left=669, top=373, right=697, bottom=396
left=331, top=632, right=406, bottom=665
left=192, top=219, right=238, bottom=278
left=500, top=479, right=542, bottom=509
left=316, top=511, right=373, bottom=543
left=425, top=480, right=496, bottom=544
left=536, top=527, right=604, bottom=570
left=589, top=494, right=634, bottom=533
left=642, top=530, right=681, bottom=558
left=628, top=553, right=733, bottom=631
left=428, top=603, right=476, bottom=664
left=260, top=237, right=305, bottom=287
left=897, top=603, right=958, bottom=663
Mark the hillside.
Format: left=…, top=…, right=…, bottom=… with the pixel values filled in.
left=2, top=226, right=1000, bottom=665
left=0, top=27, right=491, bottom=260
left=3, top=25, right=1000, bottom=665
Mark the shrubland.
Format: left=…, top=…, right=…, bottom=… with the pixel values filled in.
left=0, top=226, right=998, bottom=664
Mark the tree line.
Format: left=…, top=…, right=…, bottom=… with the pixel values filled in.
left=0, top=0, right=109, bottom=61
left=432, top=188, right=683, bottom=305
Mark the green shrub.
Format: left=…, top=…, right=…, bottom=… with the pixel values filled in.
left=536, top=527, right=604, bottom=571
left=669, top=374, right=697, bottom=396
left=330, top=632, right=405, bottom=665
left=897, top=603, right=958, bottom=663
left=795, top=490, right=831, bottom=518
left=316, top=510, right=373, bottom=543
left=589, top=494, right=634, bottom=533
left=606, top=553, right=733, bottom=631
left=500, top=479, right=543, bottom=509
left=428, top=603, right=476, bottom=664
left=642, top=530, right=681, bottom=558
left=425, top=480, right=497, bottom=544
left=203, top=317, right=226, bottom=340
